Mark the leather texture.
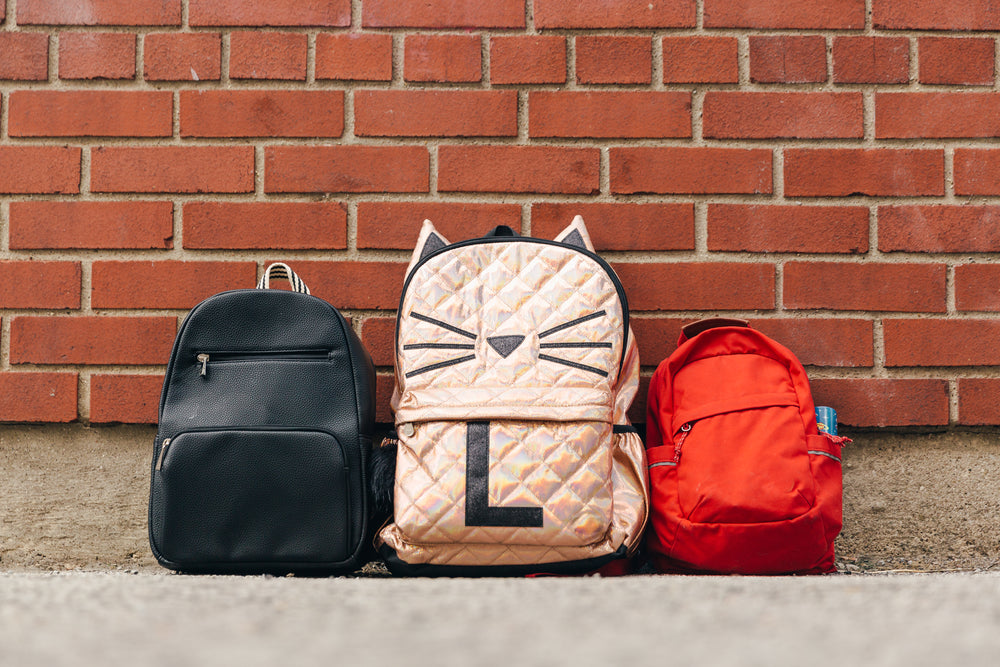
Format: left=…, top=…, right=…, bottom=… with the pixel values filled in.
left=379, top=217, right=648, bottom=572
left=149, top=286, right=375, bottom=574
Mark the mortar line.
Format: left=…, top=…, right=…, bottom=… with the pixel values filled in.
left=306, top=33, right=316, bottom=85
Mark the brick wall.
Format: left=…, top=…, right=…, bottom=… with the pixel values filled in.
left=0, top=0, right=998, bottom=429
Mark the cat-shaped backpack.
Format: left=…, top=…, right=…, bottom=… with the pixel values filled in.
left=375, top=217, right=648, bottom=575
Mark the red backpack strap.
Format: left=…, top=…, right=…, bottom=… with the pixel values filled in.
left=678, top=317, right=750, bottom=345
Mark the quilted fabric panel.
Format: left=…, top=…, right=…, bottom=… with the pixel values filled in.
left=393, top=242, right=625, bottom=423
left=393, top=420, right=613, bottom=548
left=380, top=429, right=648, bottom=567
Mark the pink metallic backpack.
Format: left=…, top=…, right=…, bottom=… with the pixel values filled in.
left=376, top=217, right=647, bottom=575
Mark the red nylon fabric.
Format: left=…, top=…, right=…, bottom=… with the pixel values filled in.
left=645, top=324, right=843, bottom=575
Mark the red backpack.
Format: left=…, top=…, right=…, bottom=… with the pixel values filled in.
left=644, top=318, right=847, bottom=575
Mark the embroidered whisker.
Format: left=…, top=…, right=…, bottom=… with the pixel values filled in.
left=538, top=354, right=608, bottom=377
left=411, top=312, right=477, bottom=340
left=405, top=355, right=477, bottom=378
left=538, top=310, right=606, bottom=339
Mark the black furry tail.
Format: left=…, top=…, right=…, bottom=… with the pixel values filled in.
left=368, top=437, right=397, bottom=519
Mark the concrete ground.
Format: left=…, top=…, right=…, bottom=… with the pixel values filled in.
left=2, top=424, right=999, bottom=572
left=3, top=571, right=1000, bottom=667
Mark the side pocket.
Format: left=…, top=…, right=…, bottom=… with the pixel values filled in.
left=806, top=434, right=844, bottom=550
left=609, top=428, right=648, bottom=554
left=645, top=444, right=681, bottom=565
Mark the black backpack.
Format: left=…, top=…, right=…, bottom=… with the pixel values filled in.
left=148, top=263, right=375, bottom=574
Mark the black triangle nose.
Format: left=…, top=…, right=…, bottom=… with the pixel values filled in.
left=487, top=335, right=525, bottom=359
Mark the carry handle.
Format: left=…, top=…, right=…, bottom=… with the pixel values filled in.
left=679, top=317, right=749, bottom=343
left=484, top=225, right=520, bottom=238
left=257, top=262, right=311, bottom=295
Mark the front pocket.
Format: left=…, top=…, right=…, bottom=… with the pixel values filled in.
left=152, top=429, right=351, bottom=567
left=675, top=404, right=815, bottom=524
left=194, top=349, right=331, bottom=377
left=393, top=420, right=614, bottom=548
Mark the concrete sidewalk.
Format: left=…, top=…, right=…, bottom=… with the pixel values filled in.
left=2, top=571, right=999, bottom=667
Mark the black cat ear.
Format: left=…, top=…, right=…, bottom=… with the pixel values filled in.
left=554, top=215, right=596, bottom=252
left=406, top=220, right=451, bottom=276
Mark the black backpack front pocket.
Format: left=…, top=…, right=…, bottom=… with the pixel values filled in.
left=151, top=428, right=351, bottom=572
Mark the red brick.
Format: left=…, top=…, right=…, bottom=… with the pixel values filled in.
left=190, top=0, right=349, bottom=26
left=144, top=32, right=221, bottom=81
left=490, top=35, right=566, bottom=85
left=59, top=32, right=135, bottom=79
left=784, top=149, right=944, bottom=197
left=708, top=205, right=869, bottom=254
left=783, top=262, right=946, bottom=312
left=662, top=36, right=738, bottom=84
left=750, top=319, right=874, bottom=367
left=9, top=91, right=171, bottom=137
left=181, top=90, right=343, bottom=137
left=958, top=379, right=1000, bottom=425
left=376, top=374, right=394, bottom=423
left=360, top=317, right=397, bottom=367
left=10, top=201, right=173, bottom=250
left=833, top=36, right=909, bottom=84
left=0, top=147, right=80, bottom=194
left=230, top=31, right=306, bottom=80
left=92, top=261, right=257, bottom=309
left=316, top=33, right=392, bottom=81
left=919, top=37, right=994, bottom=85
left=879, top=205, right=1000, bottom=253
left=956, top=264, right=1000, bottom=312
left=404, top=34, right=481, bottom=83
left=630, top=317, right=688, bottom=366
left=90, top=374, right=163, bottom=424
left=614, top=263, right=775, bottom=311
left=809, top=379, right=948, bottom=427
left=19, top=0, right=181, bottom=25
left=531, top=203, right=694, bottom=251
left=356, top=202, right=522, bottom=250
left=265, top=146, right=428, bottom=194
left=878, top=93, right=1000, bottom=139
left=705, top=0, right=864, bottom=28
left=874, top=0, right=1000, bottom=30
left=271, top=261, right=408, bottom=311
left=955, top=149, right=1000, bottom=196
left=11, top=316, right=176, bottom=365
left=576, top=35, right=651, bottom=85
left=534, top=0, right=695, bottom=28
left=530, top=91, right=690, bottom=139
left=611, top=147, right=772, bottom=195
left=91, top=146, right=254, bottom=193
left=438, top=146, right=599, bottom=195
left=704, top=92, right=862, bottom=139
left=750, top=35, right=827, bottom=83
left=355, top=90, right=515, bottom=138
left=184, top=202, right=346, bottom=250
left=0, top=373, right=78, bottom=423
left=885, top=319, right=1000, bottom=367
left=363, top=0, right=524, bottom=28
left=0, top=261, right=80, bottom=309
left=0, top=32, right=49, bottom=80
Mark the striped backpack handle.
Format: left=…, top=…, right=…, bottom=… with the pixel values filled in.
left=257, top=262, right=311, bottom=295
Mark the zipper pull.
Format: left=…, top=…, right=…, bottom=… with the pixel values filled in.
left=674, top=422, right=692, bottom=462
left=197, top=353, right=209, bottom=377
left=155, top=438, right=172, bottom=471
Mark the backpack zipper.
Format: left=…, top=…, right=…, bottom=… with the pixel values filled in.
left=155, top=437, right=172, bottom=471
left=673, top=422, right=692, bottom=463
left=196, top=349, right=333, bottom=377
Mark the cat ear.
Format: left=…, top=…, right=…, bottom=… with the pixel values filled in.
left=554, top=215, right=596, bottom=252
left=406, top=219, right=450, bottom=276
